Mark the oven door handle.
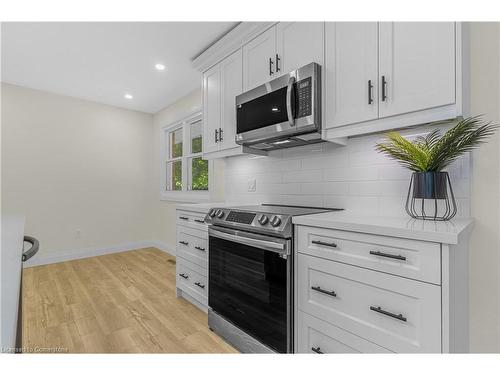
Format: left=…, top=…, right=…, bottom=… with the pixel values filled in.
left=209, top=227, right=289, bottom=256
left=286, top=76, right=296, bottom=127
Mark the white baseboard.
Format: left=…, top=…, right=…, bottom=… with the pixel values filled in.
left=149, top=240, right=176, bottom=257
left=23, top=240, right=176, bottom=268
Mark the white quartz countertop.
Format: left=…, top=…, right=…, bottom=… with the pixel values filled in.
left=1, top=215, right=25, bottom=351
left=292, top=211, right=473, bottom=245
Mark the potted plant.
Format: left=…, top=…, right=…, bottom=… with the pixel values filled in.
left=375, top=116, right=497, bottom=221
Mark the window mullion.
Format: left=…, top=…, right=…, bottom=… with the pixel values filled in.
left=182, top=121, right=189, bottom=192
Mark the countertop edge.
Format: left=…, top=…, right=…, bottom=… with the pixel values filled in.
left=292, top=215, right=474, bottom=245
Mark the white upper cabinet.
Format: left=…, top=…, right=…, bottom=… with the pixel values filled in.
left=196, top=22, right=465, bottom=152
left=324, top=22, right=463, bottom=140
left=219, top=49, right=243, bottom=152
left=202, top=64, right=221, bottom=155
left=378, top=22, right=456, bottom=118
left=202, top=49, right=243, bottom=158
left=242, top=27, right=276, bottom=91
left=325, top=22, right=379, bottom=128
left=243, top=22, right=325, bottom=92
left=276, top=22, right=324, bottom=74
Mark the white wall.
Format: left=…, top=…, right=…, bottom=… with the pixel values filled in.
left=151, top=88, right=225, bottom=251
left=468, top=22, right=500, bottom=352
left=1, top=83, right=155, bottom=264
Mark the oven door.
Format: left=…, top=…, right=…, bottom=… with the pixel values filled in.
left=235, top=62, right=320, bottom=147
left=208, top=226, right=292, bottom=353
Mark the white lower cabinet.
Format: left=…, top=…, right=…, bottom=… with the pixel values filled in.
left=176, top=208, right=209, bottom=311
left=177, top=257, right=208, bottom=307
left=295, top=224, right=470, bottom=353
left=177, top=226, right=208, bottom=268
left=297, top=253, right=441, bottom=353
left=297, top=311, right=392, bottom=353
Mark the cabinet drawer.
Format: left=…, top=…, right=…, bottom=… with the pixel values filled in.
left=297, top=254, right=441, bottom=353
left=297, top=311, right=392, bottom=353
left=176, top=258, right=208, bottom=305
left=297, top=226, right=441, bottom=284
left=176, top=210, right=208, bottom=230
left=176, top=227, right=208, bottom=270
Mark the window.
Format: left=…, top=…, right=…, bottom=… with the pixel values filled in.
left=161, top=112, right=210, bottom=201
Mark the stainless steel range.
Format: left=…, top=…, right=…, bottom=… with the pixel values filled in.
left=205, top=204, right=342, bottom=353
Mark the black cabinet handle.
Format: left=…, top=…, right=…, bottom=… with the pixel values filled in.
left=269, top=57, right=274, bottom=75
left=381, top=75, right=388, bottom=101
left=194, top=246, right=206, bottom=252
left=194, top=219, right=205, bottom=224
left=312, top=240, right=337, bottom=248
left=311, top=346, right=324, bottom=354
left=368, top=79, right=374, bottom=104
left=178, top=273, right=189, bottom=279
left=370, top=306, right=407, bottom=322
left=179, top=216, right=188, bottom=220
left=219, top=128, right=223, bottom=141
left=194, top=282, right=206, bottom=289
left=369, top=250, right=406, bottom=261
left=275, top=54, right=281, bottom=72
left=179, top=241, right=189, bottom=246
left=215, top=128, right=219, bottom=143
left=311, top=285, right=337, bottom=298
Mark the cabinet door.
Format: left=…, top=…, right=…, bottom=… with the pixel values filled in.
left=219, top=49, right=243, bottom=151
left=325, top=22, right=379, bottom=128
left=276, top=22, right=324, bottom=74
left=242, top=26, right=276, bottom=91
left=202, top=64, right=221, bottom=155
left=379, top=22, right=456, bottom=118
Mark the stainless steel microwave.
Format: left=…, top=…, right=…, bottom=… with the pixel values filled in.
left=235, top=62, right=322, bottom=151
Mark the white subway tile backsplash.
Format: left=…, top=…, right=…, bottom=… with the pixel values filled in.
left=378, top=180, right=412, bottom=197
left=300, top=153, right=349, bottom=170
left=256, top=172, right=282, bottom=184
left=323, top=166, right=379, bottom=182
left=283, top=170, right=322, bottom=183
left=259, top=183, right=301, bottom=195
left=377, top=165, right=412, bottom=180
left=224, top=130, right=471, bottom=218
left=281, top=194, right=324, bottom=207
left=348, top=181, right=383, bottom=197
left=300, top=182, right=349, bottom=195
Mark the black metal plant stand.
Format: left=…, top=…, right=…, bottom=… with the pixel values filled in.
left=405, top=171, right=457, bottom=221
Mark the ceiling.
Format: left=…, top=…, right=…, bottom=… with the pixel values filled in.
left=1, top=22, right=238, bottom=113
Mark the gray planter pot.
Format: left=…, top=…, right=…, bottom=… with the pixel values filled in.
left=405, top=171, right=457, bottom=221
left=411, top=171, right=448, bottom=199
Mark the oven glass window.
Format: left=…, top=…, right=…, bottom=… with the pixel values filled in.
left=209, top=236, right=288, bottom=353
left=237, top=87, right=290, bottom=134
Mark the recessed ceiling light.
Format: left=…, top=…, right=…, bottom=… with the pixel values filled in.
left=124, top=93, right=133, bottom=100
left=155, top=63, right=166, bottom=71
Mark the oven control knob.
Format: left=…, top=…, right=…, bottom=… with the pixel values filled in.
left=258, top=214, right=269, bottom=225
left=216, top=210, right=225, bottom=219
left=270, top=216, right=281, bottom=227
left=209, top=209, right=216, bottom=217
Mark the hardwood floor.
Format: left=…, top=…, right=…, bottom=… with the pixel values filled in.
left=22, top=248, right=237, bottom=353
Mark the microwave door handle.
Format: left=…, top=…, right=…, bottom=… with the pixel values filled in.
left=286, top=76, right=296, bottom=127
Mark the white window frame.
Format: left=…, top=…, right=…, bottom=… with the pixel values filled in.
left=160, top=111, right=213, bottom=202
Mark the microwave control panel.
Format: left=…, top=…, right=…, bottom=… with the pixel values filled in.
left=296, top=77, right=312, bottom=118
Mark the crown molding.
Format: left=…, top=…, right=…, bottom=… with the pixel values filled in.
left=192, top=22, right=276, bottom=72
